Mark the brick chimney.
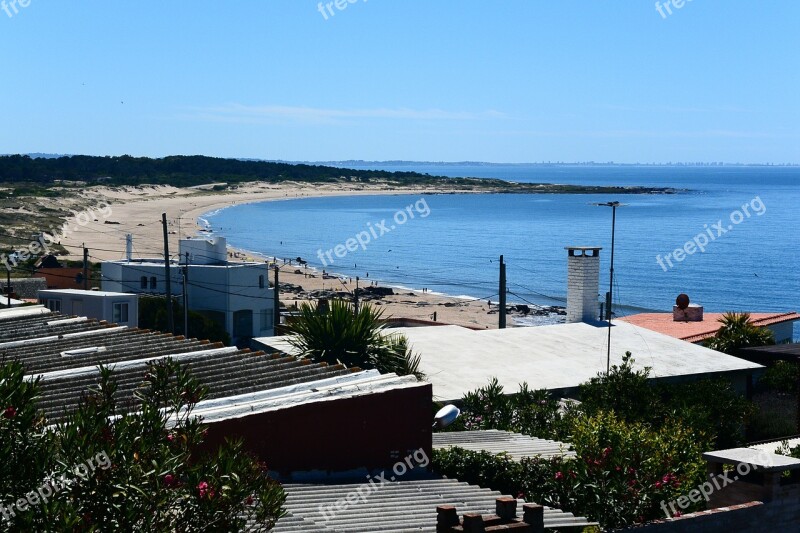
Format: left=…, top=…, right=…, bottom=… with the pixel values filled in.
left=673, top=294, right=704, bottom=322
left=436, top=498, right=544, bottom=532
left=565, top=247, right=601, bottom=324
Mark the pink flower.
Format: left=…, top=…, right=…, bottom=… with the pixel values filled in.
left=602, top=447, right=612, bottom=458
left=3, top=406, right=16, bottom=419
left=164, top=474, right=176, bottom=488
left=245, top=495, right=255, bottom=505
left=555, top=471, right=564, bottom=481
left=197, top=481, right=210, bottom=498
left=655, top=481, right=663, bottom=489
left=166, top=433, right=175, bottom=443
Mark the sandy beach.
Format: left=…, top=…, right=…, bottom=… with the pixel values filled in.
left=54, top=182, right=561, bottom=330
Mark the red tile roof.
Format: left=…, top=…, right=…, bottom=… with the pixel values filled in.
left=619, top=312, right=800, bottom=344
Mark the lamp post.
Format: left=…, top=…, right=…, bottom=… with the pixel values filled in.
left=593, top=201, right=626, bottom=373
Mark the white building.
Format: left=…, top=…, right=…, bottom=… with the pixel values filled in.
left=38, top=289, right=139, bottom=328
left=101, top=237, right=274, bottom=345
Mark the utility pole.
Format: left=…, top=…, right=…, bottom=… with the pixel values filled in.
left=183, top=252, right=189, bottom=337
left=499, top=255, right=507, bottom=329
left=6, top=268, right=10, bottom=308
left=354, top=276, right=360, bottom=316
left=162, top=213, right=174, bottom=334
left=83, top=245, right=89, bottom=290
left=273, top=265, right=280, bottom=332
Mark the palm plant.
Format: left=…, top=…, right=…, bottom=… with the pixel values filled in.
left=704, top=312, right=775, bottom=354
left=286, top=299, right=424, bottom=380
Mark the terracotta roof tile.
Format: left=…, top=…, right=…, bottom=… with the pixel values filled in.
left=620, top=312, right=800, bottom=343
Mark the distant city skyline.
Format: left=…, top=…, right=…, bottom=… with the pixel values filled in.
left=1, top=2, right=798, bottom=164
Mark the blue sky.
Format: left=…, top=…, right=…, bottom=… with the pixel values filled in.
left=1, top=1, right=798, bottom=163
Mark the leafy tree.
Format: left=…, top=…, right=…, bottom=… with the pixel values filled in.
left=0, top=359, right=285, bottom=531
left=139, top=295, right=231, bottom=346
left=286, top=299, right=424, bottom=380
left=704, top=311, right=775, bottom=354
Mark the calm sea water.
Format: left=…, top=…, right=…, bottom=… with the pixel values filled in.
left=203, top=165, right=799, bottom=338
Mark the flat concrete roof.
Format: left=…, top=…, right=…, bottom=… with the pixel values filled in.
left=39, top=289, right=136, bottom=298
left=258, top=321, right=763, bottom=401
left=704, top=448, right=800, bottom=472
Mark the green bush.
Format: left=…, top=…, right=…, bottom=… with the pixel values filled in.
left=436, top=352, right=754, bottom=528
left=443, top=378, right=573, bottom=441
left=759, top=361, right=800, bottom=394
left=703, top=312, right=775, bottom=354
left=0, top=359, right=285, bottom=531
left=287, top=300, right=424, bottom=380
left=434, top=411, right=709, bottom=529
left=578, top=352, right=656, bottom=423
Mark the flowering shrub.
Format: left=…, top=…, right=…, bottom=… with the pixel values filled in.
left=432, top=352, right=745, bottom=529
left=0, top=359, right=286, bottom=531
left=0, top=361, right=58, bottom=513
left=433, top=411, right=709, bottom=529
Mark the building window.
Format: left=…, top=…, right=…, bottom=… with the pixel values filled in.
left=46, top=299, right=62, bottom=313
left=150, top=277, right=157, bottom=290
left=113, top=302, right=129, bottom=324
left=233, top=310, right=253, bottom=339
left=261, top=309, right=274, bottom=331
left=259, top=275, right=265, bottom=289
left=140, top=276, right=148, bottom=289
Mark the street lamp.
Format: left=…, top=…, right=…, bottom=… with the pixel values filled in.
left=593, top=201, right=626, bottom=373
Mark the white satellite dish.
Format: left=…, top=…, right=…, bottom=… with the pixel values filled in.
left=433, top=404, right=460, bottom=429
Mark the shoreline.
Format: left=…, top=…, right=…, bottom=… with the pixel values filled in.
left=53, top=182, right=565, bottom=329
left=195, top=198, right=567, bottom=330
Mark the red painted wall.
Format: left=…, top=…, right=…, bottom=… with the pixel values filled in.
left=202, top=383, right=433, bottom=474
left=35, top=268, right=86, bottom=290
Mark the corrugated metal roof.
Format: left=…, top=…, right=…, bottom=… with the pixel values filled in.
left=0, top=307, right=361, bottom=424
left=433, top=430, right=575, bottom=460
left=268, top=477, right=596, bottom=532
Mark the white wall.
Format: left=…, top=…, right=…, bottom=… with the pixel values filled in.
left=38, top=290, right=139, bottom=328
left=102, top=261, right=275, bottom=343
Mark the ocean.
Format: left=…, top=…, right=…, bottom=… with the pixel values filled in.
left=202, top=164, right=799, bottom=338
